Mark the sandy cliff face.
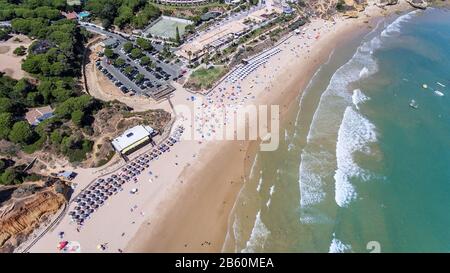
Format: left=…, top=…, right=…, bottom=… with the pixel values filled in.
left=0, top=180, right=69, bottom=252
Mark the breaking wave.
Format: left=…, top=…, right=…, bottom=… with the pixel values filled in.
left=298, top=10, right=418, bottom=212
left=329, top=233, right=352, bottom=253
left=334, top=107, right=377, bottom=207
left=381, top=10, right=419, bottom=38
left=352, top=89, right=370, bottom=110
left=241, top=211, right=270, bottom=253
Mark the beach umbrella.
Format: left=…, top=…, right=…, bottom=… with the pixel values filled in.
left=57, top=241, right=68, bottom=250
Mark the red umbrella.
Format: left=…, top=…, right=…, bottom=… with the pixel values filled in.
left=57, top=241, right=68, bottom=250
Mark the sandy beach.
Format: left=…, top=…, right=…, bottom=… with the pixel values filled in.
left=25, top=2, right=411, bottom=253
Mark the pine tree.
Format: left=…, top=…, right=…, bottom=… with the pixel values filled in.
left=175, top=26, right=181, bottom=45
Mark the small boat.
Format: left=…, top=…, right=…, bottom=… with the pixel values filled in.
left=434, top=90, right=444, bottom=96
left=437, top=82, right=446, bottom=88
left=409, top=99, right=419, bottom=109
left=422, top=84, right=428, bottom=89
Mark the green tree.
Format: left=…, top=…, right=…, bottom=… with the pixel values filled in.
left=50, top=130, right=63, bottom=144
left=114, top=58, right=125, bottom=67
left=71, top=109, right=84, bottom=126
left=52, top=87, right=72, bottom=103
left=0, top=168, right=19, bottom=185
left=26, top=92, right=43, bottom=106
left=0, top=112, right=13, bottom=139
left=0, top=98, right=13, bottom=113
left=124, top=66, right=133, bottom=75
left=175, top=26, right=181, bottom=44
left=13, top=46, right=27, bottom=56
left=123, top=42, right=134, bottom=53
left=140, top=55, right=151, bottom=65
left=135, top=73, right=144, bottom=82
left=9, top=121, right=33, bottom=144
left=136, top=37, right=152, bottom=51
left=130, top=48, right=142, bottom=59
left=104, top=48, right=115, bottom=58
left=22, top=54, right=45, bottom=74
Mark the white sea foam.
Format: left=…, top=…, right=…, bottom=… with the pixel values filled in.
left=300, top=12, right=413, bottom=213
left=352, top=89, right=370, bottom=110
left=241, top=211, right=270, bottom=253
left=359, top=67, right=369, bottom=78
left=269, top=185, right=275, bottom=196
left=232, top=214, right=241, bottom=253
left=306, top=46, right=378, bottom=143
left=287, top=143, right=295, bottom=151
left=334, top=107, right=377, bottom=207
left=381, top=10, right=418, bottom=38
left=256, top=171, right=263, bottom=192
left=266, top=185, right=276, bottom=207
left=249, top=154, right=258, bottom=179
left=329, top=233, right=352, bottom=253
left=300, top=12, right=400, bottom=210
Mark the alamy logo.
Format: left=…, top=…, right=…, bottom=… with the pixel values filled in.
left=174, top=98, right=280, bottom=151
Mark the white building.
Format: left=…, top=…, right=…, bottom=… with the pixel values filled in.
left=111, top=125, right=155, bottom=155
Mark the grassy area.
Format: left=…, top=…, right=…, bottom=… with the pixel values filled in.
left=185, top=66, right=228, bottom=90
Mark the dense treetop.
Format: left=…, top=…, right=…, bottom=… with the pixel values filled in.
left=0, top=0, right=99, bottom=164
left=85, top=0, right=161, bottom=29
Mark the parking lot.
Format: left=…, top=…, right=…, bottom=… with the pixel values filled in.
left=96, top=41, right=184, bottom=99
left=83, top=22, right=184, bottom=100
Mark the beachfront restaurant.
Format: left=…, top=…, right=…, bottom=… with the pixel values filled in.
left=111, top=125, right=155, bottom=155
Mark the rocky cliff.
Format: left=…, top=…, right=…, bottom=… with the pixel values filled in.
left=0, top=179, right=70, bottom=253
left=406, top=0, right=428, bottom=9
left=302, top=0, right=431, bottom=19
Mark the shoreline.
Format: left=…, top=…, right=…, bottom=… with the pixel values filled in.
left=127, top=3, right=412, bottom=253
left=26, top=2, right=412, bottom=253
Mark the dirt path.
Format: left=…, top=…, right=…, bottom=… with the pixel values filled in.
left=0, top=34, right=33, bottom=80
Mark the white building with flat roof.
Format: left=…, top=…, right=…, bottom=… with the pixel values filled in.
left=111, top=125, right=155, bottom=154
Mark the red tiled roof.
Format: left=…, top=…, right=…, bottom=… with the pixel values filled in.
left=62, top=11, right=78, bottom=20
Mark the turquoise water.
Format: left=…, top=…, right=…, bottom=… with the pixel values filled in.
left=223, top=7, right=450, bottom=253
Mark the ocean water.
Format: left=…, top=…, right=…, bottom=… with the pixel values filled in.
left=223, top=7, right=450, bottom=253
